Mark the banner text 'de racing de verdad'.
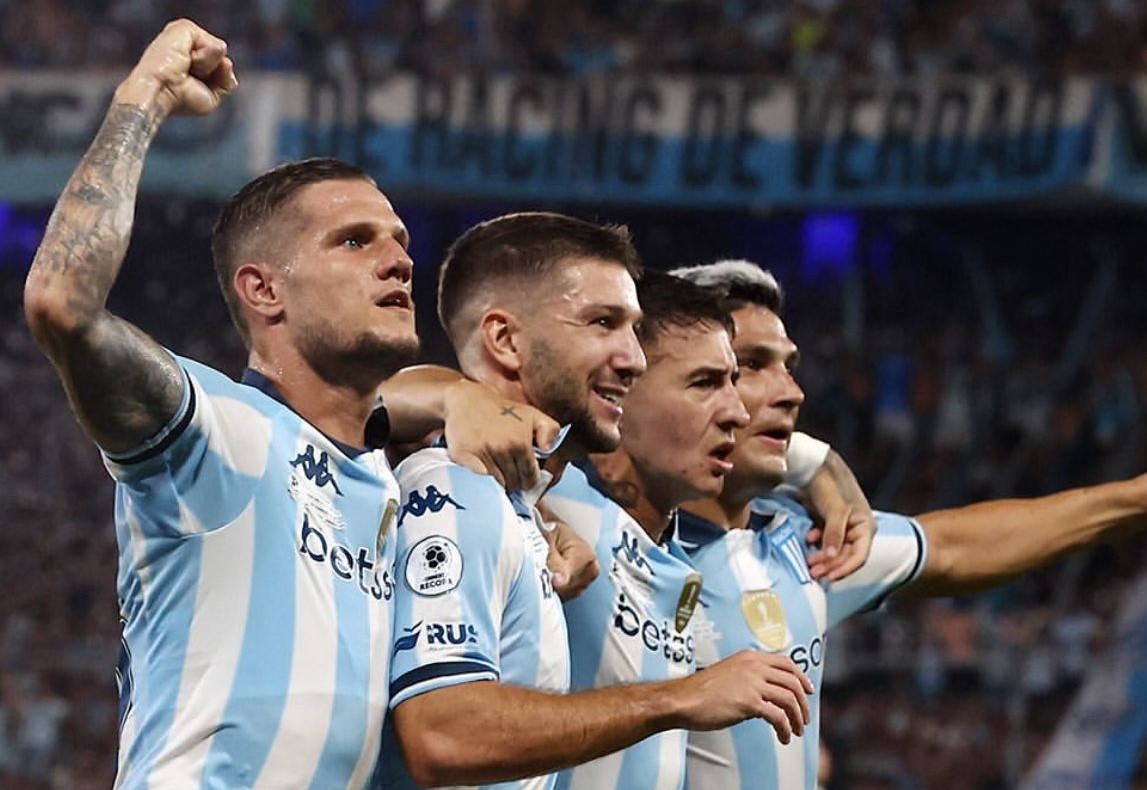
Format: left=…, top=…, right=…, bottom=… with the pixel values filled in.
left=4, top=71, right=1147, bottom=208
left=276, top=74, right=1095, bottom=207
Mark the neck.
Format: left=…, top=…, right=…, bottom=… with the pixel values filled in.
left=248, top=346, right=380, bottom=448
left=469, top=369, right=573, bottom=487
left=680, top=481, right=754, bottom=531
left=588, top=451, right=677, bottom=543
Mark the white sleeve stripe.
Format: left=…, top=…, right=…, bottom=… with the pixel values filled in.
left=868, top=516, right=928, bottom=610
left=389, top=670, right=499, bottom=709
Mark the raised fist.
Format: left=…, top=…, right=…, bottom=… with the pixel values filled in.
left=116, top=19, right=238, bottom=117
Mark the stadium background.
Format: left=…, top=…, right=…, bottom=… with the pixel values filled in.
left=2, top=1, right=1147, bottom=787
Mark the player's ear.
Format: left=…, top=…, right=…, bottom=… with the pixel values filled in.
left=478, top=307, right=524, bottom=375
left=235, top=261, right=286, bottom=324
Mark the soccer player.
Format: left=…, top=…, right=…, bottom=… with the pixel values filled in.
left=541, top=270, right=816, bottom=790
left=379, top=215, right=814, bottom=790
left=672, top=260, right=1147, bottom=790
left=22, top=21, right=572, bottom=788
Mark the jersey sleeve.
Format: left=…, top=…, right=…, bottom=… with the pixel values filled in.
left=824, top=510, right=927, bottom=629
left=389, top=455, right=522, bottom=709
left=101, top=355, right=268, bottom=537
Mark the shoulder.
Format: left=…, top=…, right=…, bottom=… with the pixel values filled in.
left=396, top=447, right=505, bottom=497
left=547, top=464, right=608, bottom=507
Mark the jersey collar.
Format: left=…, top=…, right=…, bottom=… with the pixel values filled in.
left=677, top=505, right=780, bottom=549
left=240, top=368, right=381, bottom=457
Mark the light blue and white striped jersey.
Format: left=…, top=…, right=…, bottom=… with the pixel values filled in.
left=542, top=462, right=701, bottom=790
left=104, top=356, right=401, bottom=789
left=679, top=495, right=927, bottom=790
left=379, top=446, right=570, bottom=790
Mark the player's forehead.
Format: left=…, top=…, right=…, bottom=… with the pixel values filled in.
left=292, top=178, right=406, bottom=233
left=643, top=323, right=735, bottom=380
left=731, top=305, right=794, bottom=353
left=552, top=257, right=640, bottom=315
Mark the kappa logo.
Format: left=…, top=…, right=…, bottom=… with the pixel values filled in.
left=611, top=530, right=654, bottom=576
left=290, top=445, right=343, bottom=496
left=399, top=485, right=464, bottom=526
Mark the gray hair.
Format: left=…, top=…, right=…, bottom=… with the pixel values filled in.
left=669, top=259, right=784, bottom=314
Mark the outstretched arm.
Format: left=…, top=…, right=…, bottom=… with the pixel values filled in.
left=909, top=474, right=1147, bottom=598
left=393, top=651, right=811, bottom=786
left=23, top=20, right=237, bottom=455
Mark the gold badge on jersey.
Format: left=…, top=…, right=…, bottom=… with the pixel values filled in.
left=675, top=572, right=703, bottom=633
left=740, top=589, right=789, bottom=651
left=377, top=497, right=398, bottom=555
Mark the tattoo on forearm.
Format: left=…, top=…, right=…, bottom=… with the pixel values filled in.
left=28, top=102, right=182, bottom=453
left=501, top=406, right=523, bottom=422
left=30, top=103, right=162, bottom=320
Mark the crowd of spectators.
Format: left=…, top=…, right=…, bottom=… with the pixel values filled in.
left=2, top=201, right=1147, bottom=787
left=1, top=0, right=1145, bottom=79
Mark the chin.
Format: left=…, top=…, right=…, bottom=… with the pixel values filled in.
left=752, top=464, right=787, bottom=491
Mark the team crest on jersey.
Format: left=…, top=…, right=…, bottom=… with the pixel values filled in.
left=740, top=589, right=789, bottom=651
left=405, top=535, right=464, bottom=596
left=675, top=572, right=703, bottom=633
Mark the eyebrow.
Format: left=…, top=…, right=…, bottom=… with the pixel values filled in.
left=738, top=343, right=800, bottom=367
left=326, top=220, right=411, bottom=250
left=580, top=303, right=642, bottom=321
left=687, top=364, right=737, bottom=380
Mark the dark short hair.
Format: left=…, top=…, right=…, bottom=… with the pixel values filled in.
left=437, top=212, right=643, bottom=346
left=635, top=270, right=734, bottom=349
left=211, top=157, right=375, bottom=344
left=670, top=260, right=784, bottom=316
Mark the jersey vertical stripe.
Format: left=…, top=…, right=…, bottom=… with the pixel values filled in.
left=105, top=356, right=400, bottom=790
left=544, top=463, right=698, bottom=790
left=680, top=496, right=926, bottom=790
left=379, top=448, right=569, bottom=790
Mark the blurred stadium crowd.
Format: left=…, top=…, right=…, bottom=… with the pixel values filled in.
left=2, top=199, right=1146, bottom=788
left=1, top=0, right=1145, bottom=78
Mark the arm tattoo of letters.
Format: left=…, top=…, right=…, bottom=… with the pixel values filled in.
left=29, top=103, right=185, bottom=454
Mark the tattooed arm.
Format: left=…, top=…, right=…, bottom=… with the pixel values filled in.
left=23, top=20, right=237, bottom=454
left=380, top=365, right=561, bottom=489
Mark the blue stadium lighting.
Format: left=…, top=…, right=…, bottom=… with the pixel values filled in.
left=801, top=211, right=859, bottom=281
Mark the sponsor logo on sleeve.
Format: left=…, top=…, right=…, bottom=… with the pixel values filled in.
left=405, top=535, right=464, bottom=596
left=394, top=621, right=422, bottom=653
